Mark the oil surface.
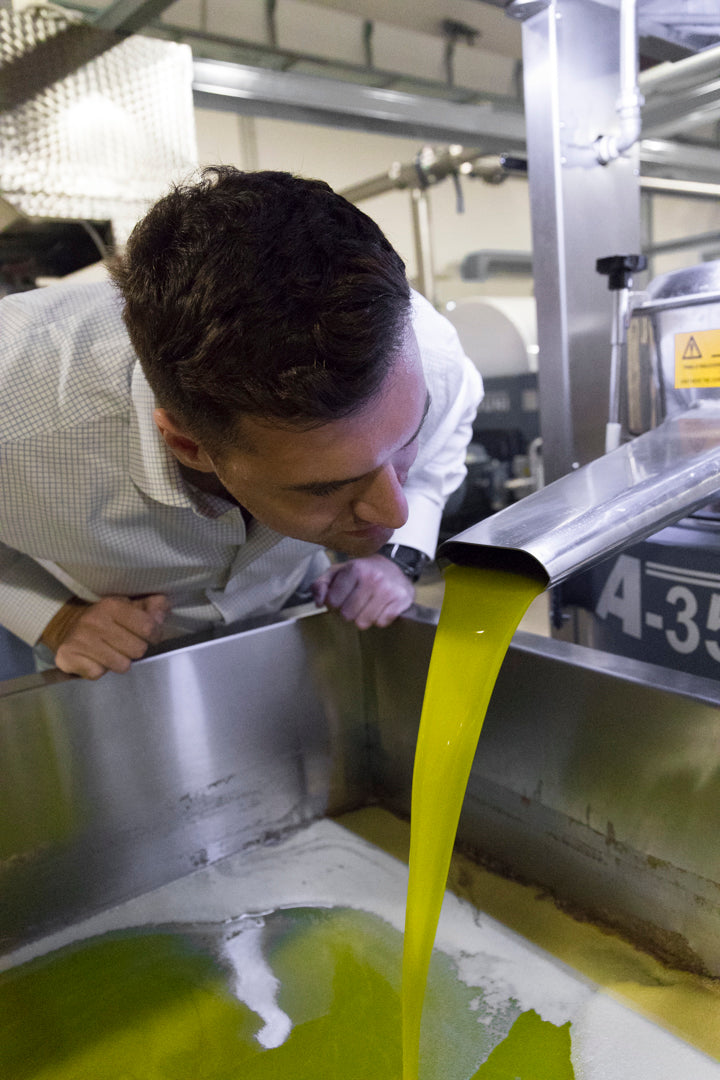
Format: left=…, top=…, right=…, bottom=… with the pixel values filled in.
left=402, top=565, right=544, bottom=1080
left=0, top=906, right=570, bottom=1080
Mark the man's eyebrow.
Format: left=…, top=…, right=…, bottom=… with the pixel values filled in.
left=284, top=390, right=432, bottom=495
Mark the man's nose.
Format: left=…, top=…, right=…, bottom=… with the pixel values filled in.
left=352, top=465, right=408, bottom=529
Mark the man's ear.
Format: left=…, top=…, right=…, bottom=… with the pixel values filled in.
left=153, top=409, right=216, bottom=472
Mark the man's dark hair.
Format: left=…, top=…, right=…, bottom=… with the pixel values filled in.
left=110, top=166, right=411, bottom=451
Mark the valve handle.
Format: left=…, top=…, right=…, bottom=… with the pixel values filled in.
left=596, top=254, right=647, bottom=290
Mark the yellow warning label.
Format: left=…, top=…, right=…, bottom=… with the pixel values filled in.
left=675, top=329, right=720, bottom=388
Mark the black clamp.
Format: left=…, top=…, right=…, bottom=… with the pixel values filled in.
left=596, top=254, right=647, bottom=291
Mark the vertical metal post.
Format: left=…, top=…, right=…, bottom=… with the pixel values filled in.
left=410, top=187, right=437, bottom=307
left=640, top=189, right=655, bottom=278
left=512, top=0, right=642, bottom=481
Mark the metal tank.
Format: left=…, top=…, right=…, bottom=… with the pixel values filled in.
left=625, top=259, right=720, bottom=432
left=550, top=260, right=720, bottom=676
left=2, top=603, right=720, bottom=1077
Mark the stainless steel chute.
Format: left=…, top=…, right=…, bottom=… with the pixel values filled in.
left=440, top=404, right=720, bottom=588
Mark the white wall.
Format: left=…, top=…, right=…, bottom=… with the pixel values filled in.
left=649, top=193, right=720, bottom=280
left=195, top=107, right=535, bottom=309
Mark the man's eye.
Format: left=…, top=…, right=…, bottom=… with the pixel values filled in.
left=308, top=483, right=343, bottom=497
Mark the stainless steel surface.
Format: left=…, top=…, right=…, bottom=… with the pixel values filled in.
left=642, top=259, right=720, bottom=305
left=441, top=405, right=720, bottom=587
left=3, top=600, right=720, bottom=977
left=463, top=631, right=720, bottom=975
left=0, top=611, right=367, bottom=952
left=625, top=260, right=720, bottom=433
left=365, top=618, right=720, bottom=975
left=519, top=0, right=642, bottom=482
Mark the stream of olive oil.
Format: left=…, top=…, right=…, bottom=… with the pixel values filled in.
left=401, top=565, right=544, bottom=1080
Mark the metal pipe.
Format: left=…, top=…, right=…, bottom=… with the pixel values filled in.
left=440, top=405, right=720, bottom=587
left=342, top=161, right=720, bottom=207
left=606, top=286, right=630, bottom=451
left=595, top=0, right=643, bottom=164
left=643, top=229, right=720, bottom=258
left=410, top=187, right=436, bottom=305
left=640, top=176, right=720, bottom=201
left=338, top=147, right=508, bottom=204
left=639, top=42, right=720, bottom=99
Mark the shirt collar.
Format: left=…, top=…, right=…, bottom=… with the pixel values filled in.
left=128, top=362, right=194, bottom=508
left=128, top=362, right=242, bottom=525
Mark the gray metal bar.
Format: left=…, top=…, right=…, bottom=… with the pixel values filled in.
left=340, top=146, right=480, bottom=203
left=639, top=138, right=720, bottom=184
left=339, top=150, right=518, bottom=204
left=643, top=84, right=720, bottom=139
left=91, top=0, right=175, bottom=34
left=410, top=188, right=436, bottom=304
left=518, top=0, right=642, bottom=482
left=191, top=59, right=527, bottom=149
left=340, top=150, right=720, bottom=208
left=643, top=229, right=720, bottom=257
left=639, top=41, right=720, bottom=98
left=640, top=175, right=720, bottom=200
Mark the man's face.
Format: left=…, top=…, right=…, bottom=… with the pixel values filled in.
left=211, top=330, right=429, bottom=556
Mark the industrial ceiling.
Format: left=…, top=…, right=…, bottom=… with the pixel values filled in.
left=2, top=0, right=720, bottom=185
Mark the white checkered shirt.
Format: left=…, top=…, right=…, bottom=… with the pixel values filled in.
left=0, top=280, right=482, bottom=645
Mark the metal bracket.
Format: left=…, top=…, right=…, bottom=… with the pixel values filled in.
left=505, top=0, right=553, bottom=22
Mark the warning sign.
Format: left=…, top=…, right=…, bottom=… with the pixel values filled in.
left=674, top=329, right=720, bottom=388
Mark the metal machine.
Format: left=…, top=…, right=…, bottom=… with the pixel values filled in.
left=493, top=0, right=720, bottom=679
left=558, top=259, right=720, bottom=676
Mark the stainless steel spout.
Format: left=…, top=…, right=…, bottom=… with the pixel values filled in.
left=440, top=405, right=720, bottom=587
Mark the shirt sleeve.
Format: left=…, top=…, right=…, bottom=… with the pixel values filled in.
left=389, top=293, right=484, bottom=559
left=0, top=542, right=74, bottom=646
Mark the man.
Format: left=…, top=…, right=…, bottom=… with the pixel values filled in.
left=0, top=167, right=482, bottom=679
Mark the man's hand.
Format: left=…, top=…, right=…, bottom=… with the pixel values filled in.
left=311, top=554, right=414, bottom=630
left=40, top=594, right=170, bottom=680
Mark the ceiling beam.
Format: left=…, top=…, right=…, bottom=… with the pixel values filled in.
left=192, top=58, right=527, bottom=150
left=91, top=0, right=177, bottom=35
